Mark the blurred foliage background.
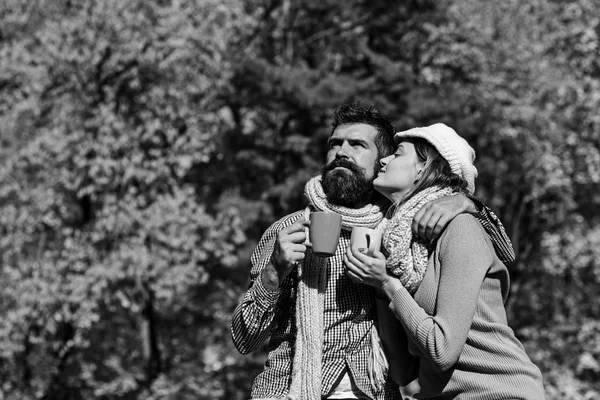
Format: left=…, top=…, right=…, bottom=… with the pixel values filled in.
left=0, top=0, right=598, bottom=399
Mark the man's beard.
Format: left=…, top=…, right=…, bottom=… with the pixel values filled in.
left=321, top=158, right=376, bottom=208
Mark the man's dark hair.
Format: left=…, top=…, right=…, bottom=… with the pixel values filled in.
left=331, top=102, right=396, bottom=158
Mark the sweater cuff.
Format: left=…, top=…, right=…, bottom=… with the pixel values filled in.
left=389, top=287, right=413, bottom=318
left=388, top=287, right=424, bottom=335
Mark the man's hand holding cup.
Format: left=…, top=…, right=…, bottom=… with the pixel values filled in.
left=269, top=221, right=310, bottom=285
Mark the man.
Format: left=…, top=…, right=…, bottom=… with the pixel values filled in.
left=231, top=103, right=514, bottom=399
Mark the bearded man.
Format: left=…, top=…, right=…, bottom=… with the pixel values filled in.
left=231, top=103, right=514, bottom=400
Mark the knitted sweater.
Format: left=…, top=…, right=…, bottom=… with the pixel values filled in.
left=387, top=215, right=546, bottom=400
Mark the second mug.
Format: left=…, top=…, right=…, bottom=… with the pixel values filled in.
left=350, top=227, right=382, bottom=256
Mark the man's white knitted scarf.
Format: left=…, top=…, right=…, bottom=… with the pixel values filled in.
left=286, top=176, right=386, bottom=400
left=304, top=175, right=385, bottom=230
left=380, top=185, right=454, bottom=293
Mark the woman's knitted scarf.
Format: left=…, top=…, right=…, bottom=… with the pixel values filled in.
left=362, top=186, right=455, bottom=395
left=380, top=185, right=454, bottom=294
left=286, top=176, right=387, bottom=400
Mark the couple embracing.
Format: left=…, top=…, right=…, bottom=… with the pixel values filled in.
left=232, top=103, right=546, bottom=400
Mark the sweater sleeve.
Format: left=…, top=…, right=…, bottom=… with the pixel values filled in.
left=388, top=214, right=494, bottom=372
left=230, top=211, right=303, bottom=355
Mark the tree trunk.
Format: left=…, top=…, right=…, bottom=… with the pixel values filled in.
left=139, top=276, right=161, bottom=384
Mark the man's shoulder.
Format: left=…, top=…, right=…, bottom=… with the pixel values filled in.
left=265, top=209, right=307, bottom=233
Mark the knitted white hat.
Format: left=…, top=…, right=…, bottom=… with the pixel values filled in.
left=394, top=123, right=478, bottom=194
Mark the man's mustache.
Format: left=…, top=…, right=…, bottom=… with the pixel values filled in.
left=322, top=158, right=365, bottom=175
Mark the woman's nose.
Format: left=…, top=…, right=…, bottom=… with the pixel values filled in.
left=380, top=155, right=392, bottom=166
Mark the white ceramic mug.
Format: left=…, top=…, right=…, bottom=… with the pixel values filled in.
left=350, top=227, right=382, bottom=256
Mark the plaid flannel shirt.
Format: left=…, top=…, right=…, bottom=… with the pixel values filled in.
left=231, top=199, right=514, bottom=400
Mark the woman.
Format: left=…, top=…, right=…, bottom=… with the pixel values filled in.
left=344, top=123, right=546, bottom=399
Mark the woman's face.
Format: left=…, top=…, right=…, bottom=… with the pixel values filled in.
left=373, top=141, right=424, bottom=202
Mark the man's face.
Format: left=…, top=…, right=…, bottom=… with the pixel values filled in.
left=321, top=123, right=380, bottom=207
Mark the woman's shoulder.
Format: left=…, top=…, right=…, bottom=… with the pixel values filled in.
left=441, top=213, right=487, bottom=238
left=437, top=214, right=495, bottom=261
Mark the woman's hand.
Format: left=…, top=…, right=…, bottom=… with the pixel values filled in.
left=343, top=245, right=390, bottom=289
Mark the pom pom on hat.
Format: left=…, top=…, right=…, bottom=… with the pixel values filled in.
left=394, top=123, right=478, bottom=194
